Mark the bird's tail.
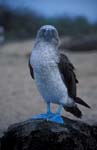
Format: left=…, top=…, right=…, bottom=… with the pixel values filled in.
left=63, top=97, right=90, bottom=118
left=74, top=97, right=91, bottom=108
left=63, top=104, right=82, bottom=118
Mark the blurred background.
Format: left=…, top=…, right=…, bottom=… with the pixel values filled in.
left=0, top=0, right=97, bottom=137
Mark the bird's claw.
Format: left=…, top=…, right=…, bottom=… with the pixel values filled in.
left=31, top=113, right=64, bottom=124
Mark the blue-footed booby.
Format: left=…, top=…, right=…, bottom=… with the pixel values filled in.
left=29, top=25, right=90, bottom=124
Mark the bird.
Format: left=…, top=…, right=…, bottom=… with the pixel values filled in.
left=29, top=25, right=90, bottom=124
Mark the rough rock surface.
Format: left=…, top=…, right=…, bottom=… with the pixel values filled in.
left=1, top=117, right=97, bottom=150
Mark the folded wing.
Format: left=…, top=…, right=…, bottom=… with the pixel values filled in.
left=58, top=51, right=90, bottom=118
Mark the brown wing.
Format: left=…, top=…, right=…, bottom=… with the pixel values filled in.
left=58, top=51, right=90, bottom=109
left=58, top=51, right=78, bottom=98
left=28, top=58, right=34, bottom=79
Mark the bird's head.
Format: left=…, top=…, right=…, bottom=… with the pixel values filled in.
left=36, top=25, right=59, bottom=46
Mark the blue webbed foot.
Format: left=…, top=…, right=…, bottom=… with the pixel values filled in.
left=49, top=114, right=64, bottom=124
left=31, top=103, right=64, bottom=124
left=31, top=112, right=54, bottom=120
left=31, top=113, right=64, bottom=124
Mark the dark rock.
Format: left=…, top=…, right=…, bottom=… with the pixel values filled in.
left=1, top=117, right=97, bottom=150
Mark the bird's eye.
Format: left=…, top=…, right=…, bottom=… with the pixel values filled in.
left=42, top=29, right=46, bottom=33
left=52, top=30, right=57, bottom=37
left=52, top=30, right=55, bottom=34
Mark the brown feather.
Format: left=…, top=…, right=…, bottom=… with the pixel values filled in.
left=28, top=58, right=34, bottom=79
left=58, top=52, right=78, bottom=98
left=75, top=97, right=91, bottom=108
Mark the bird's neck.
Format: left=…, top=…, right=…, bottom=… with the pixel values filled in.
left=32, top=40, right=59, bottom=62
left=34, top=40, right=57, bottom=50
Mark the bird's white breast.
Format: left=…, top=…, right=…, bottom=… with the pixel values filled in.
left=30, top=42, right=68, bottom=104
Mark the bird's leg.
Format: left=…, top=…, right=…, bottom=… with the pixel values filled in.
left=56, top=105, right=63, bottom=115
left=46, top=102, right=54, bottom=119
left=46, top=103, right=51, bottom=114
left=50, top=105, right=64, bottom=124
